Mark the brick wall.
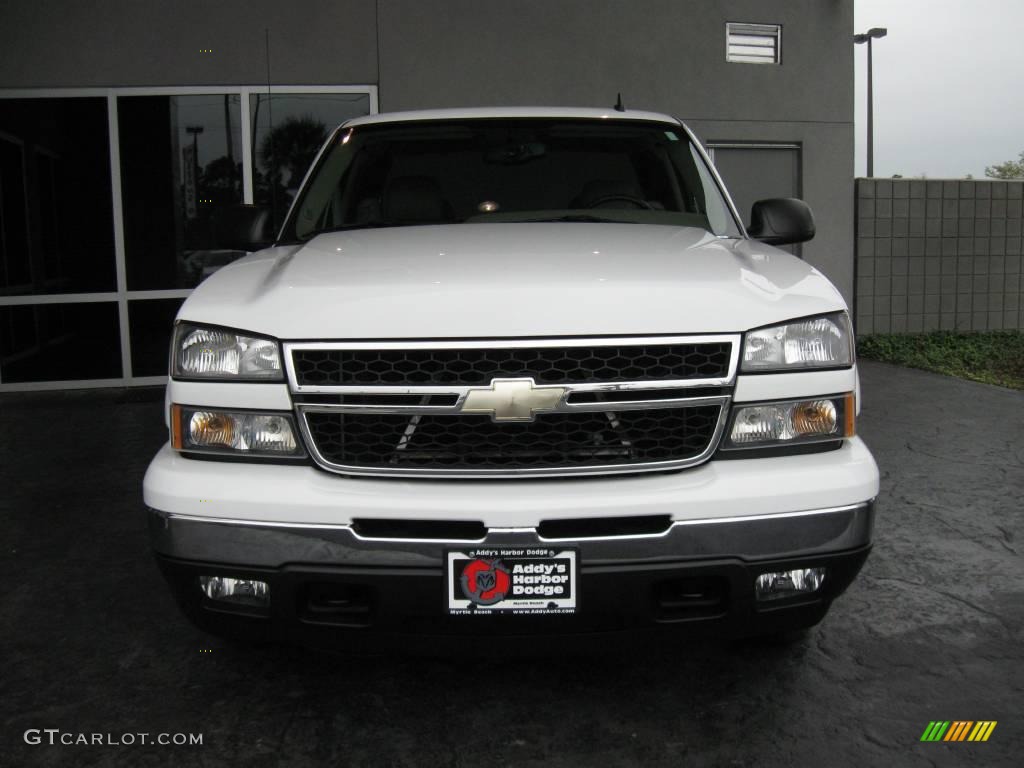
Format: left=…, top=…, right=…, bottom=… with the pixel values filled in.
left=855, top=178, right=1024, bottom=334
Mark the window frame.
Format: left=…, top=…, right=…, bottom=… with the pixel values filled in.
left=0, top=85, right=378, bottom=390
left=279, top=117, right=746, bottom=243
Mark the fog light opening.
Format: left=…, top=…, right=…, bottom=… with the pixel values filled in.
left=755, top=567, right=826, bottom=601
left=198, top=575, right=270, bottom=608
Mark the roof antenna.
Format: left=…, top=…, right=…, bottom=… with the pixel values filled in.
left=613, top=93, right=625, bottom=112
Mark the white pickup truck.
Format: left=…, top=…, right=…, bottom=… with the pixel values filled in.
left=144, top=107, right=879, bottom=648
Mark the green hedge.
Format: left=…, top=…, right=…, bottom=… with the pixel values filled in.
left=857, top=330, right=1024, bottom=390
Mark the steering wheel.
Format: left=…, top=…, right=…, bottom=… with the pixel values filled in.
left=585, top=194, right=655, bottom=210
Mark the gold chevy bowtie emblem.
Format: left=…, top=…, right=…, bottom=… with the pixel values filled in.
left=460, top=378, right=566, bottom=422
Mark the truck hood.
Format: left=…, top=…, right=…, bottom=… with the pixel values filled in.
left=180, top=223, right=846, bottom=339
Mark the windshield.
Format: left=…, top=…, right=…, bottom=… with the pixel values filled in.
left=281, top=118, right=742, bottom=241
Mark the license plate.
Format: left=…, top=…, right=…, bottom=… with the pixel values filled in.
left=446, top=547, right=578, bottom=615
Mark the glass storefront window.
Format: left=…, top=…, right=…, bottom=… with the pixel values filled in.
left=250, top=93, right=371, bottom=232
left=0, top=302, right=122, bottom=383
left=0, top=88, right=375, bottom=389
left=0, top=98, right=116, bottom=296
left=118, top=94, right=244, bottom=290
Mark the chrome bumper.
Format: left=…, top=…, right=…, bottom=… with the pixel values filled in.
left=148, top=501, right=874, bottom=568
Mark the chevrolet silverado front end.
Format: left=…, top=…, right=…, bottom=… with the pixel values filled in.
left=143, top=107, right=879, bottom=647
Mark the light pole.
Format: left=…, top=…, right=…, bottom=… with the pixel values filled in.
left=185, top=125, right=204, bottom=218
left=854, top=28, right=887, bottom=177
left=185, top=124, right=204, bottom=184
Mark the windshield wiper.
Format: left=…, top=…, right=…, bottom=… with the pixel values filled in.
left=302, top=222, right=404, bottom=238
left=306, top=214, right=635, bottom=238
left=517, top=214, right=637, bottom=224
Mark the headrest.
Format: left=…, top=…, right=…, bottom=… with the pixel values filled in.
left=383, top=176, right=448, bottom=224
left=572, top=179, right=644, bottom=208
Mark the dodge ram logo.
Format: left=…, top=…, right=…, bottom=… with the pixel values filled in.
left=459, top=558, right=512, bottom=605
left=460, top=378, right=566, bottom=422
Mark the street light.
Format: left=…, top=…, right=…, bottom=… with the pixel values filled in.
left=185, top=124, right=204, bottom=182
left=854, top=27, right=887, bottom=177
left=185, top=125, right=204, bottom=216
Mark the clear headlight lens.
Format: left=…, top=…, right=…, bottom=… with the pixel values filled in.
left=171, top=405, right=305, bottom=457
left=172, top=323, right=282, bottom=380
left=723, top=394, right=854, bottom=449
left=742, top=312, right=853, bottom=371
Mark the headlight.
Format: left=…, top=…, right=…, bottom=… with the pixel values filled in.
left=171, top=405, right=306, bottom=458
left=721, top=393, right=855, bottom=450
left=741, top=312, right=853, bottom=372
left=172, top=323, right=282, bottom=380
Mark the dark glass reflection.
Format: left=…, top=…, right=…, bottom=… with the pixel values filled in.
left=250, top=93, right=370, bottom=232
left=118, top=95, right=244, bottom=290
left=128, top=298, right=184, bottom=377
left=0, top=302, right=122, bottom=382
left=0, top=98, right=116, bottom=295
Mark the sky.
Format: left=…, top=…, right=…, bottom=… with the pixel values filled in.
left=854, top=0, right=1024, bottom=179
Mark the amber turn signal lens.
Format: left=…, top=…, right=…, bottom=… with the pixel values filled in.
left=169, top=405, right=305, bottom=457
left=188, top=411, right=236, bottom=448
left=171, top=404, right=183, bottom=449
left=791, top=400, right=838, bottom=437
left=844, top=392, right=856, bottom=437
left=725, top=393, right=855, bottom=449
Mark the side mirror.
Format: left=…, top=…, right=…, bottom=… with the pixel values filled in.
left=747, top=198, right=815, bottom=246
left=211, top=205, right=274, bottom=251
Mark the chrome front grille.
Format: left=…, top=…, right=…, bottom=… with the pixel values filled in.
left=290, top=338, right=733, bottom=387
left=304, top=406, right=723, bottom=472
left=286, top=336, right=740, bottom=478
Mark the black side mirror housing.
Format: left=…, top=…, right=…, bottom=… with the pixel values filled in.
left=747, top=198, right=816, bottom=246
left=212, top=205, right=274, bottom=251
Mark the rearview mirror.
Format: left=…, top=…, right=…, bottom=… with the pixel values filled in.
left=212, top=205, right=274, bottom=251
left=747, top=198, right=815, bottom=246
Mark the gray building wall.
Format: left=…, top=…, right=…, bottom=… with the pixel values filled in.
left=0, top=0, right=855, bottom=301
left=855, top=178, right=1024, bottom=334
left=0, top=0, right=380, bottom=87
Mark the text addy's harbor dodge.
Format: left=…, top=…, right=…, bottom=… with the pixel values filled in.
left=144, top=107, right=879, bottom=646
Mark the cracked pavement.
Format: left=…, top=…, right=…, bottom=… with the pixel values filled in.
left=1, top=360, right=1021, bottom=766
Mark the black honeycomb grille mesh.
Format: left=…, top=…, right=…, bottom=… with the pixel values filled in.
left=293, top=343, right=731, bottom=386
left=304, top=406, right=721, bottom=471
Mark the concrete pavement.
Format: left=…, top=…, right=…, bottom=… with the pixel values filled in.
left=1, top=361, right=1021, bottom=766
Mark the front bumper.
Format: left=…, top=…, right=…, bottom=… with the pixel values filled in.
left=148, top=501, right=874, bottom=646
left=145, top=437, right=877, bottom=645
left=155, top=543, right=870, bottom=648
